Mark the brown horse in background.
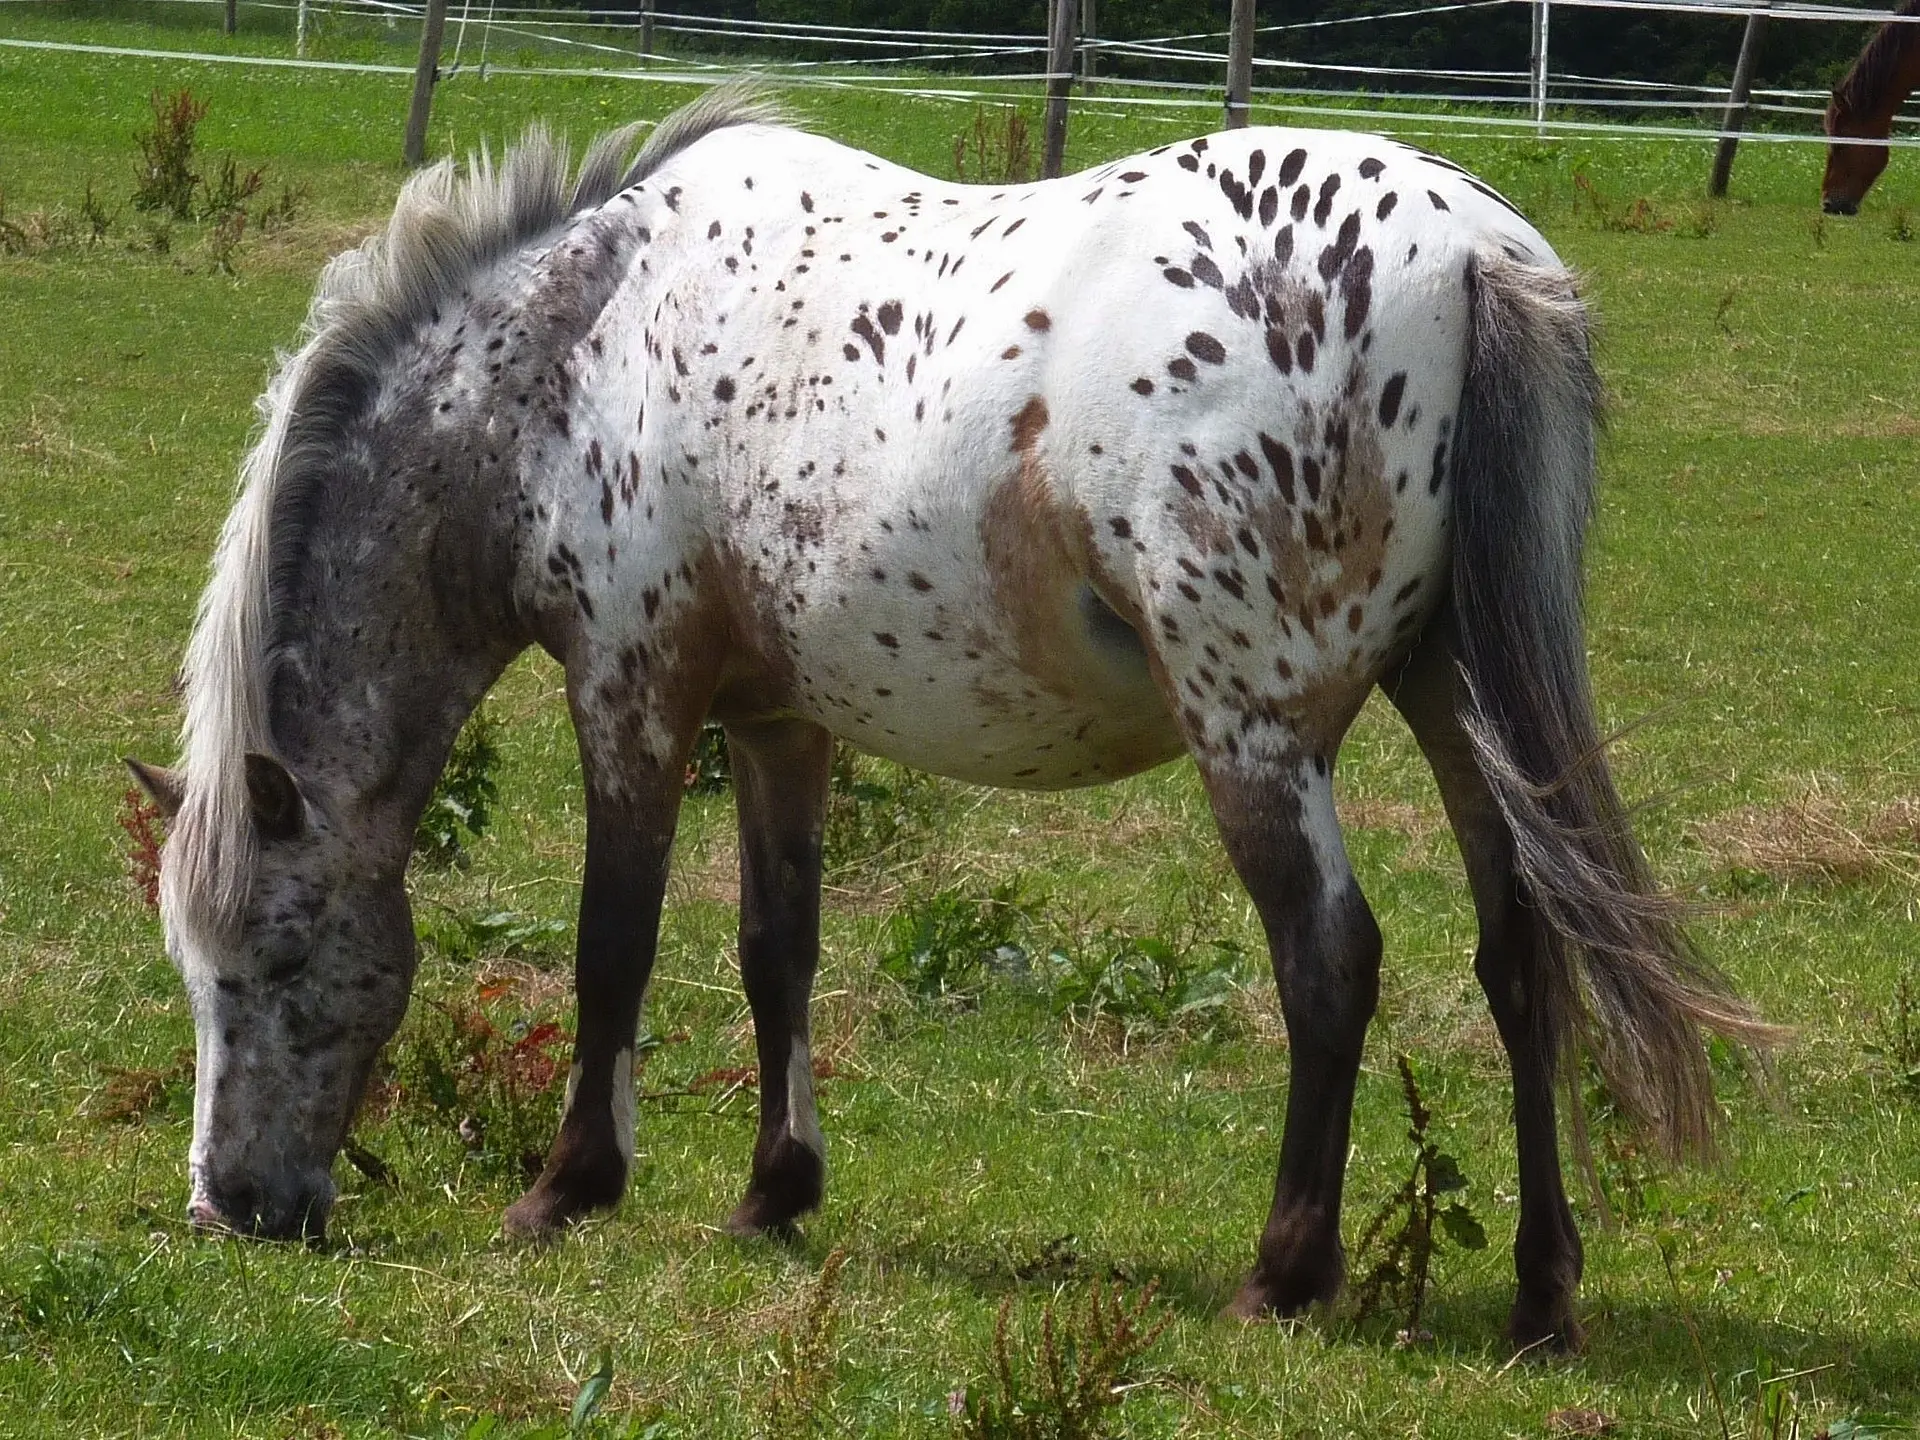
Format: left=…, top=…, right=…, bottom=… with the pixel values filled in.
left=1823, top=0, right=1920, bottom=213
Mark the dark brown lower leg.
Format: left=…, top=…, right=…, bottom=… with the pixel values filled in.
left=504, top=774, right=680, bottom=1238
left=721, top=718, right=835, bottom=1236
left=1386, top=611, right=1584, bottom=1350
left=1204, top=757, right=1383, bottom=1319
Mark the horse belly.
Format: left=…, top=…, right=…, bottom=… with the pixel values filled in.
left=774, top=563, right=1183, bottom=790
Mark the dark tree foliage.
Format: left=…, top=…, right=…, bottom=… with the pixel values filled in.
left=581, top=0, right=1874, bottom=101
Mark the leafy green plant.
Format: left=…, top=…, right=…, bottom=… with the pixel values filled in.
left=415, top=906, right=569, bottom=966
left=758, top=1249, right=848, bottom=1438
left=1348, top=1055, right=1489, bottom=1338
left=953, top=1280, right=1171, bottom=1439
left=879, top=879, right=1039, bottom=1003
left=133, top=89, right=208, bottom=221
left=1048, top=932, right=1242, bottom=1041
left=415, top=703, right=501, bottom=868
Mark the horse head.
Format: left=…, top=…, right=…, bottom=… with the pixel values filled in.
left=128, top=749, right=418, bottom=1240
left=1822, top=93, right=1889, bottom=215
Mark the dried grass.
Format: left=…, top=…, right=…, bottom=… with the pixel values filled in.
left=1693, top=779, right=1920, bottom=885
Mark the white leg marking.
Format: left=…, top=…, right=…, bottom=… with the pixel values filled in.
left=611, top=1046, right=636, bottom=1168
left=786, top=1037, right=825, bottom=1158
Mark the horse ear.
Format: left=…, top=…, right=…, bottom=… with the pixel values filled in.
left=244, top=752, right=304, bottom=841
left=124, top=758, right=185, bottom=820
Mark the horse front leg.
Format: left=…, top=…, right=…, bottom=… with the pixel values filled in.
left=504, top=662, right=697, bottom=1238
left=721, top=717, right=835, bottom=1235
left=1204, top=753, right=1384, bottom=1318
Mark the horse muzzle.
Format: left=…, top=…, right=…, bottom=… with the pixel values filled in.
left=1821, top=196, right=1860, bottom=216
left=187, top=1168, right=335, bottom=1241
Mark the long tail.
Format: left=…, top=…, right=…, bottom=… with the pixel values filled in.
left=1448, top=248, right=1777, bottom=1162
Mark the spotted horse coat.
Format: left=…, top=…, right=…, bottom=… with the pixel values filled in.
left=133, top=88, right=1770, bottom=1354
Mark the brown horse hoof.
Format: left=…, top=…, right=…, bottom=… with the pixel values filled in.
left=1220, top=1262, right=1342, bottom=1322
left=726, top=1139, right=824, bottom=1237
left=1507, top=1297, right=1586, bottom=1356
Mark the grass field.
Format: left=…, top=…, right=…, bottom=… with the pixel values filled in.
left=3, top=7, right=1920, bottom=1437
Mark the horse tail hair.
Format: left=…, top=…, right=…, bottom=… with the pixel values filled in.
left=1446, top=247, right=1777, bottom=1163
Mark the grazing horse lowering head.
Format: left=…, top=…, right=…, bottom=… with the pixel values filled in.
left=125, top=106, right=723, bottom=1239
left=1822, top=95, right=1890, bottom=215
left=129, top=750, right=416, bottom=1239
left=131, top=83, right=1778, bottom=1350
left=1821, top=0, right=1920, bottom=214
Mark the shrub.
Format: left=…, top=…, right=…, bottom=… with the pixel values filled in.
left=953, top=1280, right=1171, bottom=1440
left=133, top=89, right=208, bottom=221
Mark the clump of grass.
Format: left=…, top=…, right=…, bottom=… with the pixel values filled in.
left=1889, top=206, right=1915, bottom=243
left=758, top=1249, right=849, bottom=1438
left=1693, top=781, right=1920, bottom=887
left=415, top=703, right=502, bottom=868
left=953, top=1279, right=1171, bottom=1439
left=1348, top=1054, right=1489, bottom=1341
left=91, top=1047, right=193, bottom=1124
left=952, top=106, right=1034, bottom=186
left=879, top=878, right=1039, bottom=1004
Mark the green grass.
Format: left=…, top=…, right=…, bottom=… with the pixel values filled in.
left=4, top=11, right=1920, bottom=1437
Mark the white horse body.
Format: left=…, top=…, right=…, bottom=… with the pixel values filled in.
left=523, top=124, right=1545, bottom=790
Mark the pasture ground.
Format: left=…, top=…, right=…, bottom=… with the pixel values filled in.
left=3, top=9, right=1919, bottom=1436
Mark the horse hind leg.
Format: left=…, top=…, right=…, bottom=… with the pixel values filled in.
left=1384, top=608, right=1584, bottom=1350
left=722, top=716, right=835, bottom=1236
left=1202, top=747, right=1384, bottom=1318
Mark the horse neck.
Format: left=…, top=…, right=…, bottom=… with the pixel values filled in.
left=261, top=415, right=526, bottom=847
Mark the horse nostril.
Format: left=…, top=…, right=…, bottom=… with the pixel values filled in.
left=1822, top=198, right=1859, bottom=216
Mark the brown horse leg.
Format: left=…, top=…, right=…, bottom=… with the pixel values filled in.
left=1207, top=753, right=1384, bottom=1318
left=503, top=765, right=683, bottom=1238
left=1385, top=610, right=1584, bottom=1351
left=721, top=717, right=836, bottom=1236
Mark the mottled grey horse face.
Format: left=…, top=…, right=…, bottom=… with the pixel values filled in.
left=137, top=754, right=417, bottom=1240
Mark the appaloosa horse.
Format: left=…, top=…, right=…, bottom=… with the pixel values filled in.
left=131, top=86, right=1768, bottom=1349
left=1822, top=0, right=1920, bottom=213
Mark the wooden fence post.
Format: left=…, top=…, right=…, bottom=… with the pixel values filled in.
left=404, top=0, right=450, bottom=168
left=1043, top=0, right=1079, bottom=179
left=641, top=0, right=654, bottom=63
left=1709, top=3, right=1771, bottom=197
left=1225, top=0, right=1254, bottom=128
left=224, top=0, right=236, bottom=35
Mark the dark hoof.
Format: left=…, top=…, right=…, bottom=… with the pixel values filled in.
left=1221, top=1257, right=1344, bottom=1321
left=503, top=1150, right=626, bottom=1239
left=726, top=1136, right=824, bottom=1237
left=1507, top=1293, right=1585, bottom=1355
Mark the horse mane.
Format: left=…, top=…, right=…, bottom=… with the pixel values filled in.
left=170, top=82, right=781, bottom=930
left=1834, top=0, right=1920, bottom=120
